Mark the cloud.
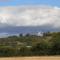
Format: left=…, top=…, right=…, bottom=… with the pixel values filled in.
left=0, top=6, right=60, bottom=29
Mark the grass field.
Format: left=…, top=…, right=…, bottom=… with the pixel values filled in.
left=0, top=56, right=60, bottom=60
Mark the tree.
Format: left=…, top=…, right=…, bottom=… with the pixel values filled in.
left=19, top=33, right=23, bottom=37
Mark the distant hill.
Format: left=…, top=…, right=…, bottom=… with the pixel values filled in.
left=0, top=26, right=60, bottom=37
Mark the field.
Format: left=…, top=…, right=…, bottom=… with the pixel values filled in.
left=0, top=56, right=60, bottom=60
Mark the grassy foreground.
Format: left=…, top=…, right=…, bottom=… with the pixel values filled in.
left=0, top=56, right=60, bottom=60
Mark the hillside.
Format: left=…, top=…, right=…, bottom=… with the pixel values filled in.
left=0, top=32, right=60, bottom=56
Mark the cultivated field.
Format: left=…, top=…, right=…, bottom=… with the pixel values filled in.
left=0, top=56, right=60, bottom=60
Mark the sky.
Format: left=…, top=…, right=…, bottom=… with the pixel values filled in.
left=0, top=0, right=60, bottom=37
left=0, top=0, right=60, bottom=7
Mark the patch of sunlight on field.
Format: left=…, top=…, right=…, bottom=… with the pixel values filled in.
left=0, top=56, right=60, bottom=60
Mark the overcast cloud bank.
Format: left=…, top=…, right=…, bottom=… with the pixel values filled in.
left=0, top=6, right=60, bottom=29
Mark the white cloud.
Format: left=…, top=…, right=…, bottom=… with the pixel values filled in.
left=0, top=6, right=60, bottom=28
